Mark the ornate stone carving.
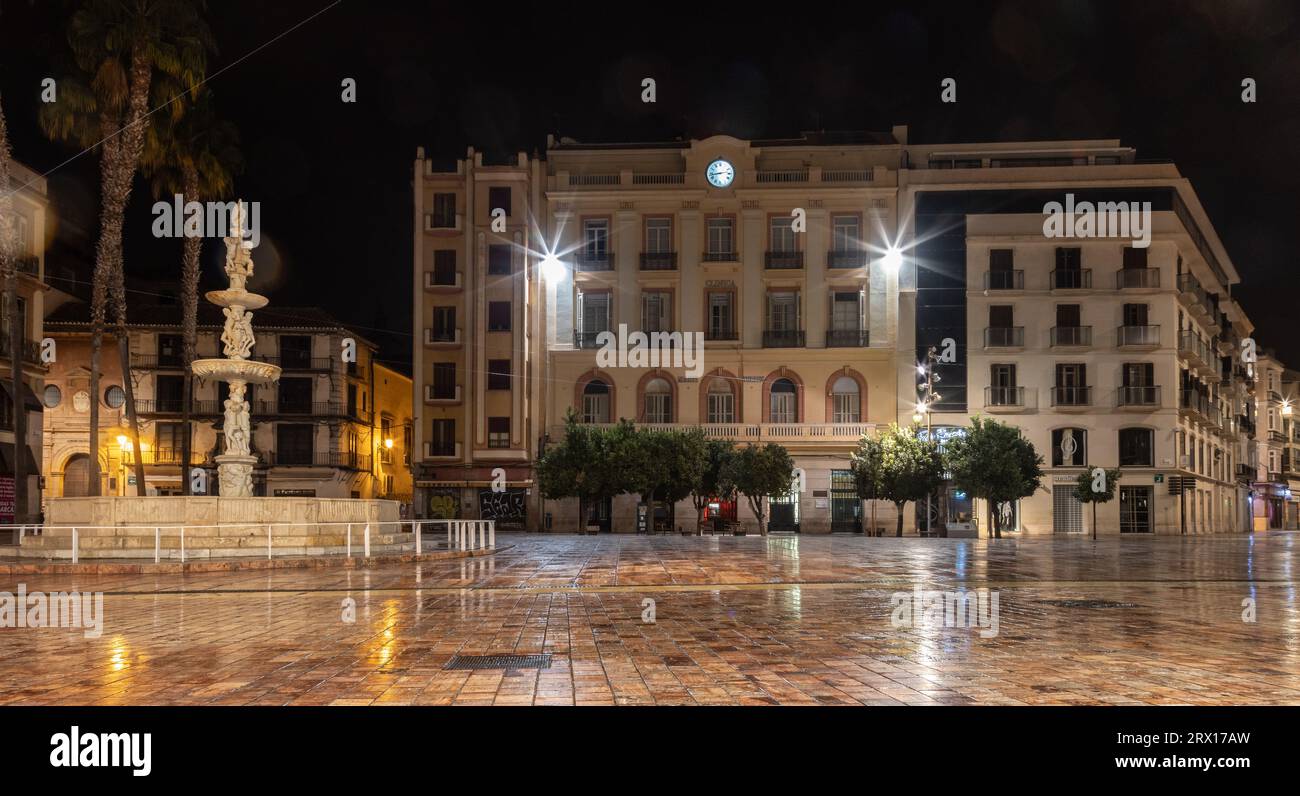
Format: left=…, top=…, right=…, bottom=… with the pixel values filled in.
left=221, top=306, right=255, bottom=359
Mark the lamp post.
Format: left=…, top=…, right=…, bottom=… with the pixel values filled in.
left=916, top=346, right=941, bottom=537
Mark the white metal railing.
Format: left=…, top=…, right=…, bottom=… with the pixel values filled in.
left=1, top=519, right=496, bottom=562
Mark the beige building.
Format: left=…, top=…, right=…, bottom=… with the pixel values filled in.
left=1, top=160, right=49, bottom=523
left=42, top=299, right=411, bottom=507
left=1252, top=353, right=1297, bottom=529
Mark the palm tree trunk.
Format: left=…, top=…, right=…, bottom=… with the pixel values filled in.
left=179, top=173, right=201, bottom=495
left=118, top=335, right=145, bottom=494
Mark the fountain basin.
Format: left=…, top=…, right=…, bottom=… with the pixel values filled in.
left=192, top=358, right=281, bottom=385
left=205, top=289, right=269, bottom=309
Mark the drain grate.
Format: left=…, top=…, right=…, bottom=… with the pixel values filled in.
left=1036, top=599, right=1139, bottom=609
left=444, top=654, right=552, bottom=671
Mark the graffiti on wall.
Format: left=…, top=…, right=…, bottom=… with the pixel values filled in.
left=479, top=488, right=526, bottom=528
left=427, top=489, right=459, bottom=520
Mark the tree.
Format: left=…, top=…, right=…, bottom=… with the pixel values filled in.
left=0, top=91, right=28, bottom=522
left=537, top=413, right=640, bottom=531
left=39, top=0, right=214, bottom=495
left=720, top=442, right=794, bottom=536
left=1073, top=466, right=1120, bottom=540
left=944, top=416, right=1045, bottom=538
left=629, top=427, right=707, bottom=533
left=851, top=423, right=945, bottom=537
left=140, top=90, right=242, bottom=492
left=690, top=437, right=735, bottom=531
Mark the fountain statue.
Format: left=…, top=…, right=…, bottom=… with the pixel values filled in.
left=190, top=202, right=281, bottom=496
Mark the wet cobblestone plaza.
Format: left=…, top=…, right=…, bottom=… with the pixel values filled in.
left=2, top=533, right=1298, bottom=706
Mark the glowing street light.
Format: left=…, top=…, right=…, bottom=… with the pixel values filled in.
left=384, top=438, right=394, bottom=449
left=882, top=246, right=903, bottom=272
left=540, top=252, right=566, bottom=282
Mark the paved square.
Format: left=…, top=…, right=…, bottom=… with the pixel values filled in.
left=2, top=533, right=1298, bottom=705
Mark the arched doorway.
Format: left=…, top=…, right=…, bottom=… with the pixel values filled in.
left=62, top=454, right=91, bottom=498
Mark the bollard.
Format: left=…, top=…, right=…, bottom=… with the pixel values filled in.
left=415, top=521, right=422, bottom=555
left=71, top=527, right=78, bottom=564
left=180, top=527, right=186, bottom=563
left=364, top=523, right=371, bottom=558
left=347, top=523, right=352, bottom=557
left=155, top=527, right=160, bottom=564
left=267, top=524, right=272, bottom=560
left=489, top=520, right=495, bottom=550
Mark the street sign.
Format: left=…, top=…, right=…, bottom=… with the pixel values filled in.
left=1154, top=474, right=1164, bottom=483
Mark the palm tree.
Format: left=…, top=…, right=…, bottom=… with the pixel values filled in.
left=0, top=92, right=30, bottom=523
left=39, top=0, right=213, bottom=496
left=141, top=90, right=241, bottom=492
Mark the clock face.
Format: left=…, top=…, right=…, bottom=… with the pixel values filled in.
left=706, top=159, right=735, bottom=188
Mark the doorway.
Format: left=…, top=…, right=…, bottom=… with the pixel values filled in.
left=1120, top=485, right=1153, bottom=533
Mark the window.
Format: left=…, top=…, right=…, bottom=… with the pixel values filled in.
left=279, top=334, right=312, bottom=369
left=1051, top=428, right=1087, bottom=467
left=432, top=306, right=457, bottom=339
left=642, top=291, right=672, bottom=333
left=706, top=379, right=734, bottom=423
left=1122, top=246, right=1148, bottom=269
left=1119, top=427, right=1154, bottom=467
left=767, top=292, right=799, bottom=331
left=43, top=384, right=61, bottom=409
left=582, top=380, right=610, bottom=423
left=708, top=292, right=734, bottom=339
left=156, top=422, right=188, bottom=459
left=429, top=419, right=456, bottom=456
left=770, top=378, right=797, bottom=423
left=488, top=244, right=512, bottom=275
left=583, top=219, right=609, bottom=259
left=432, top=362, right=457, bottom=399
left=0, top=390, right=10, bottom=430
left=1055, top=247, right=1081, bottom=270
left=347, top=383, right=359, bottom=417
left=643, top=377, right=673, bottom=423
left=578, top=292, right=610, bottom=336
left=278, top=377, right=312, bottom=412
left=488, top=417, right=510, bottom=448
left=769, top=215, right=796, bottom=252
left=989, top=249, right=1014, bottom=271
left=432, top=250, right=456, bottom=285
left=831, top=215, right=860, bottom=252
left=488, top=301, right=512, bottom=331
left=830, top=376, right=860, bottom=422
left=156, top=375, right=184, bottom=412
left=706, top=217, right=734, bottom=256
left=989, top=364, right=1017, bottom=406
left=1055, top=364, right=1087, bottom=405
left=158, top=334, right=183, bottom=366
left=645, top=217, right=672, bottom=253
left=431, top=193, right=456, bottom=227
left=488, top=186, right=511, bottom=217
left=1056, top=304, right=1081, bottom=327
left=488, top=359, right=511, bottom=390
left=830, top=291, right=860, bottom=331
left=104, top=385, right=125, bottom=409
left=276, top=424, right=314, bottom=464
left=989, top=305, right=1013, bottom=327
left=1123, top=303, right=1149, bottom=326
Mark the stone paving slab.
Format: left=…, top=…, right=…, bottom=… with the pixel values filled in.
left=0, top=533, right=1297, bottom=706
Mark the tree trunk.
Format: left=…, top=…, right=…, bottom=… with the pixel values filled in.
left=179, top=175, right=201, bottom=495
left=895, top=502, right=905, bottom=537
left=993, top=503, right=1003, bottom=539
left=1092, top=501, right=1098, bottom=541
left=88, top=328, right=101, bottom=495
left=118, top=336, right=145, bottom=495
left=6, top=272, right=25, bottom=523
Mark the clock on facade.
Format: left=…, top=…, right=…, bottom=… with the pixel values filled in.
left=706, top=159, right=735, bottom=188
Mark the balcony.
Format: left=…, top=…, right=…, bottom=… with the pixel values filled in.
left=1237, top=463, right=1256, bottom=483
left=424, top=213, right=460, bottom=232
left=765, top=251, right=804, bottom=270
left=1116, top=268, right=1160, bottom=289
left=1050, top=386, right=1092, bottom=408
left=574, top=330, right=609, bottom=349
left=1177, top=330, right=1212, bottom=369
left=253, top=354, right=333, bottom=371
left=983, top=270, right=1024, bottom=290
left=1117, top=324, right=1160, bottom=349
left=639, top=252, right=677, bottom=271
left=424, top=441, right=462, bottom=460
left=575, top=251, right=614, bottom=271
left=1118, top=385, right=1161, bottom=408
left=1050, top=326, right=1092, bottom=347
left=1050, top=269, right=1092, bottom=290
left=825, top=329, right=869, bottom=348
left=984, top=386, right=1035, bottom=411
left=1179, top=390, right=1211, bottom=420
left=704, top=328, right=738, bottom=342
left=15, top=255, right=40, bottom=277
left=424, top=384, right=461, bottom=403
left=424, top=328, right=461, bottom=346
left=1177, top=272, right=1212, bottom=315
left=251, top=401, right=368, bottom=421
left=984, top=326, right=1025, bottom=348
left=0, top=333, right=44, bottom=366
left=702, top=250, right=739, bottom=263
left=763, top=329, right=805, bottom=348
left=122, top=448, right=187, bottom=466
left=554, top=422, right=875, bottom=445
left=266, top=451, right=371, bottom=470
left=754, top=170, right=808, bottom=183
left=129, top=353, right=186, bottom=369
left=827, top=250, right=868, bottom=269
left=424, top=270, right=462, bottom=290
left=134, top=399, right=221, bottom=416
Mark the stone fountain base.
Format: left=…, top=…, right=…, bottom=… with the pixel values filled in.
left=24, top=496, right=405, bottom=559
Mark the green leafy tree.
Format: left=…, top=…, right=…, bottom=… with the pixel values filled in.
left=690, top=437, right=735, bottom=531
left=851, top=423, right=945, bottom=537
left=945, top=415, right=1045, bottom=538
left=538, top=413, right=640, bottom=530
left=629, top=427, right=707, bottom=533
left=720, top=442, right=794, bottom=536
left=140, top=90, right=241, bottom=492
left=39, top=0, right=214, bottom=495
left=1073, top=466, right=1120, bottom=540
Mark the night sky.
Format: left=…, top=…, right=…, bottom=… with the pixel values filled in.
left=3, top=0, right=1300, bottom=370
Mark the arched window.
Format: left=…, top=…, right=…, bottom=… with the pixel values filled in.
left=706, top=378, right=735, bottom=423
left=582, top=380, right=610, bottom=424
left=830, top=375, right=860, bottom=422
left=644, top=377, right=673, bottom=423
left=770, top=378, right=798, bottom=423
